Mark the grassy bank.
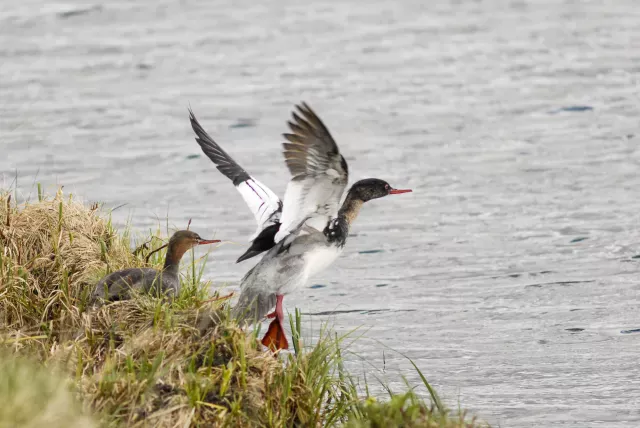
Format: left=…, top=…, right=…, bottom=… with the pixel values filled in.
left=0, top=188, right=486, bottom=427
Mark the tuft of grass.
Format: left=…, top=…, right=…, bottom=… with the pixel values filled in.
left=0, top=187, right=486, bottom=427
left=345, top=393, right=482, bottom=428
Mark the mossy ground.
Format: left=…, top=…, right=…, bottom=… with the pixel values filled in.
left=0, top=188, right=486, bottom=427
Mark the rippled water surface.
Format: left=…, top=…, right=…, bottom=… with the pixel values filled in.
left=2, top=0, right=640, bottom=426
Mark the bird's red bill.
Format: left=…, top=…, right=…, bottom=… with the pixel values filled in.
left=261, top=319, right=289, bottom=351
left=198, top=239, right=221, bottom=245
left=389, top=188, right=412, bottom=194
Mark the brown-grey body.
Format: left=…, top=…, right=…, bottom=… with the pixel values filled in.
left=91, top=230, right=219, bottom=305
left=92, top=266, right=180, bottom=303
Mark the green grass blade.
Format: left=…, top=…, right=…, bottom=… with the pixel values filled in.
left=407, top=356, right=444, bottom=414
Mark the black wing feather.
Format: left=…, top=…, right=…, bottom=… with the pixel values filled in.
left=189, top=109, right=251, bottom=186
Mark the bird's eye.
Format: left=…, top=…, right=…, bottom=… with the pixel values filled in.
left=385, top=184, right=390, bottom=190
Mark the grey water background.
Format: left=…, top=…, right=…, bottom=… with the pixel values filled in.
left=2, top=0, right=640, bottom=426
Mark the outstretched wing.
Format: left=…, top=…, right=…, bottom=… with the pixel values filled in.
left=274, top=102, right=349, bottom=243
left=189, top=109, right=282, bottom=237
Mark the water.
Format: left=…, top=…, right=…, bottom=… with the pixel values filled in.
left=2, top=0, right=640, bottom=426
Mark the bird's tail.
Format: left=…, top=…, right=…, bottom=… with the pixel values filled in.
left=232, top=286, right=276, bottom=324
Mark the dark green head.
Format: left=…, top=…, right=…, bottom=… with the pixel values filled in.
left=347, top=178, right=412, bottom=202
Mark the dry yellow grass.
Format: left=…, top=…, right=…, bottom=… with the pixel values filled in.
left=0, top=188, right=140, bottom=329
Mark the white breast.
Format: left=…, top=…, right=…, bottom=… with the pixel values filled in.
left=304, top=244, right=342, bottom=279
left=245, top=233, right=343, bottom=298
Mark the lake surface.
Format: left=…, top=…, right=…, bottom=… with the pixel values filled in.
left=2, top=0, right=640, bottom=426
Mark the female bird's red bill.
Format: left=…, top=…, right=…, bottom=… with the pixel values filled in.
left=261, top=319, right=289, bottom=351
left=198, top=239, right=221, bottom=245
left=389, top=188, right=412, bottom=194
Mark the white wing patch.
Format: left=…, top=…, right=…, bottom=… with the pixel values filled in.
left=326, top=168, right=341, bottom=178
left=274, top=176, right=342, bottom=243
left=236, top=177, right=282, bottom=240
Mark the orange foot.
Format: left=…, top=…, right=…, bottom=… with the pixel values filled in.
left=261, top=319, right=289, bottom=351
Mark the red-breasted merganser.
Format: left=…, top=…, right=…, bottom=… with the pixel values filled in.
left=190, top=111, right=282, bottom=263
left=232, top=103, right=412, bottom=351
left=91, top=230, right=220, bottom=304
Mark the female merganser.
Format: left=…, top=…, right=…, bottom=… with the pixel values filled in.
left=232, top=103, right=412, bottom=351
left=190, top=111, right=282, bottom=263
left=91, top=230, right=220, bottom=304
